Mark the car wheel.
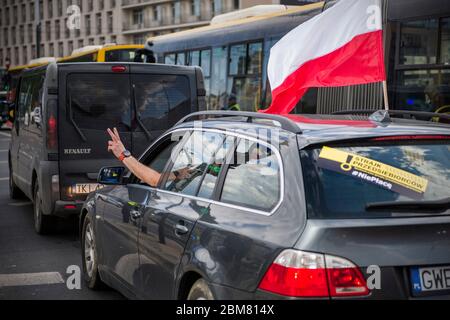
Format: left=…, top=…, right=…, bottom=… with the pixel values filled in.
left=187, top=279, right=215, bottom=300
left=81, top=215, right=103, bottom=290
left=9, top=164, right=23, bottom=200
left=33, top=183, right=54, bottom=235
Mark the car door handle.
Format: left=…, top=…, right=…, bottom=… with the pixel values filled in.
left=174, top=224, right=189, bottom=236
left=130, top=210, right=142, bottom=220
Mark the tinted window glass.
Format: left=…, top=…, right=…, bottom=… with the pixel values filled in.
left=68, top=73, right=131, bottom=131
left=133, top=74, right=191, bottom=131
left=220, top=139, right=280, bottom=211
left=300, top=142, right=450, bottom=219
left=164, top=131, right=224, bottom=196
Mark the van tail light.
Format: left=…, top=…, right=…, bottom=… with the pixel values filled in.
left=47, top=113, right=57, bottom=149
left=258, top=249, right=369, bottom=298
left=46, top=98, right=58, bottom=153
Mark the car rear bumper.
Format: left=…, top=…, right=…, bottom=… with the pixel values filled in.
left=53, top=200, right=84, bottom=217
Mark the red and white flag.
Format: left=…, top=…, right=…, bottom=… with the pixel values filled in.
left=263, top=0, right=386, bottom=114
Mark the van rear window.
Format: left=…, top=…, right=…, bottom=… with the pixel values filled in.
left=67, top=73, right=131, bottom=131
left=300, top=141, right=450, bottom=219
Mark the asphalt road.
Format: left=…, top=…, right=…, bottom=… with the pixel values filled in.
left=0, top=130, right=124, bottom=300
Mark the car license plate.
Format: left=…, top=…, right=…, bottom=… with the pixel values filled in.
left=410, top=265, right=450, bottom=296
left=71, top=184, right=104, bottom=195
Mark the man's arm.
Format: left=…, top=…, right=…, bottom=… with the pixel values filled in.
left=107, top=128, right=162, bottom=187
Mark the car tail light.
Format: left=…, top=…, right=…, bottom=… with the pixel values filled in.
left=325, top=255, right=369, bottom=297
left=259, top=249, right=369, bottom=298
left=259, top=249, right=329, bottom=297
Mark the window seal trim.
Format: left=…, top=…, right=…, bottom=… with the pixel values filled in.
left=139, top=127, right=285, bottom=216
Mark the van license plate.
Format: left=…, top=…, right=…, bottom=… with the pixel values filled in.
left=410, top=266, right=450, bottom=295
left=72, top=184, right=104, bottom=194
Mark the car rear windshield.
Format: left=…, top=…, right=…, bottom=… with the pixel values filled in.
left=300, top=140, right=450, bottom=219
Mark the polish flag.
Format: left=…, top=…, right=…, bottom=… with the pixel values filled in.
left=263, top=0, right=386, bottom=114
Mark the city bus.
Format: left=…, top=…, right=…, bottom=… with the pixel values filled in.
left=147, top=0, right=450, bottom=116
left=58, top=44, right=153, bottom=63
left=147, top=3, right=324, bottom=112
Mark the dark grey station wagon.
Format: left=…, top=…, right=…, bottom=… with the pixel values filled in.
left=80, top=111, right=450, bottom=300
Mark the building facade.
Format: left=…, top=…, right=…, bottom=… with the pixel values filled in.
left=0, top=0, right=277, bottom=67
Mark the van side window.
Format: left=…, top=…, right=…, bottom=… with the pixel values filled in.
left=164, top=131, right=224, bottom=196
left=133, top=74, right=191, bottom=131
left=29, top=74, right=45, bottom=131
left=17, top=74, right=43, bottom=128
left=67, top=73, right=131, bottom=132
left=17, top=77, right=33, bottom=125
left=220, top=139, right=280, bottom=211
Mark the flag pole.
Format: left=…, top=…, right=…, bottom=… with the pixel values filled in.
left=382, top=80, right=389, bottom=110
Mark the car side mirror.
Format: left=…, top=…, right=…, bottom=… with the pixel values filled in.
left=98, top=166, right=125, bottom=185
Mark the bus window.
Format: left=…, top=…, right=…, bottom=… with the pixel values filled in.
left=248, top=43, right=262, bottom=75
left=165, top=53, right=176, bottom=65
left=176, top=52, right=186, bottom=65
left=227, top=42, right=263, bottom=111
left=200, top=50, right=211, bottom=77
left=189, top=51, right=200, bottom=66
left=210, top=47, right=228, bottom=110
left=229, top=44, right=246, bottom=76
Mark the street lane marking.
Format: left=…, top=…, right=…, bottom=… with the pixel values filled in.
left=0, top=132, right=11, bottom=138
left=0, top=272, right=64, bottom=288
left=8, top=202, right=32, bottom=207
left=0, top=177, right=8, bottom=181
left=0, top=161, right=7, bottom=164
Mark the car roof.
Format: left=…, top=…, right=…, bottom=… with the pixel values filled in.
left=173, top=113, right=450, bottom=148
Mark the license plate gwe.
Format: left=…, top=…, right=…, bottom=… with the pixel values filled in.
left=410, top=265, right=450, bottom=295
left=71, top=183, right=104, bottom=195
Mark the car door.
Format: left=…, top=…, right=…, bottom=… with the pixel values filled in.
left=96, top=183, right=151, bottom=296
left=137, top=130, right=235, bottom=299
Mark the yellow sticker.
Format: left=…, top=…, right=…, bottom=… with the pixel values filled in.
left=318, top=146, right=428, bottom=199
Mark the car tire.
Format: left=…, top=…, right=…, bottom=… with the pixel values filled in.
left=33, top=183, right=54, bottom=235
left=81, top=215, right=103, bottom=290
left=187, top=279, right=215, bottom=300
left=9, top=164, right=24, bottom=200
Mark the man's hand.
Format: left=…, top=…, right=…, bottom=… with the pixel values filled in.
left=107, top=127, right=126, bottom=159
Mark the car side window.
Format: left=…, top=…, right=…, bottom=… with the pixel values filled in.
left=137, top=131, right=189, bottom=186
left=163, top=131, right=225, bottom=196
left=220, top=139, right=280, bottom=211
left=197, top=135, right=236, bottom=199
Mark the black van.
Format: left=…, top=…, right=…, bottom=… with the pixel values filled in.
left=8, top=62, right=205, bottom=234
